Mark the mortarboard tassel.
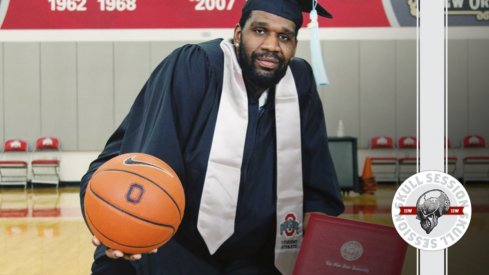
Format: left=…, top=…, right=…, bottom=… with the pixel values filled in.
left=308, top=1, right=329, bottom=86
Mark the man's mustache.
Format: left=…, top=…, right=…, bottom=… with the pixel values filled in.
left=252, top=52, right=285, bottom=64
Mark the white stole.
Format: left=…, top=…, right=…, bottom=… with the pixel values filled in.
left=197, top=40, right=303, bottom=275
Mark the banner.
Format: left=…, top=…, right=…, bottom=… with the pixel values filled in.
left=0, top=1, right=487, bottom=30
left=0, top=0, right=390, bottom=29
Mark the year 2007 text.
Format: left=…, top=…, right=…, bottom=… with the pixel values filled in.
left=192, top=0, right=236, bottom=11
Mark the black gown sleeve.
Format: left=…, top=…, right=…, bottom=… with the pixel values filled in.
left=79, top=43, right=213, bottom=222
left=78, top=92, right=141, bottom=219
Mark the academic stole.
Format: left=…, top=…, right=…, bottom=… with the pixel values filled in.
left=197, top=40, right=303, bottom=275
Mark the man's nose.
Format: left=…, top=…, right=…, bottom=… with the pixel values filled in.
left=261, top=34, right=280, bottom=52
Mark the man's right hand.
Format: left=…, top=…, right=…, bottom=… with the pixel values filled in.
left=92, top=236, right=157, bottom=261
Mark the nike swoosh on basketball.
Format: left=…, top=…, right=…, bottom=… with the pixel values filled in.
left=123, top=156, right=174, bottom=177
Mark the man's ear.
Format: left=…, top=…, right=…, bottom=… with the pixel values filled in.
left=233, top=23, right=242, bottom=46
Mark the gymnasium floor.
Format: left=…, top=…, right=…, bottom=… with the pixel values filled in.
left=0, top=184, right=487, bottom=275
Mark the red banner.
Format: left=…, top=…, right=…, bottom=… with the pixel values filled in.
left=0, top=0, right=390, bottom=29
left=399, top=206, right=465, bottom=215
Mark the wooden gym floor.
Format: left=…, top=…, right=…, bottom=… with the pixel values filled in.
left=0, top=184, right=487, bottom=275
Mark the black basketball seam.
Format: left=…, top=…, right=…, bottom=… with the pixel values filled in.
left=89, top=183, right=177, bottom=231
left=96, top=168, right=183, bottom=219
left=85, top=196, right=174, bottom=249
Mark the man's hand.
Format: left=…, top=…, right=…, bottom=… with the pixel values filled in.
left=92, top=236, right=157, bottom=261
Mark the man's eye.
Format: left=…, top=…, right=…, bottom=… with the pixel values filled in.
left=279, top=34, right=290, bottom=41
left=255, top=29, right=265, bottom=35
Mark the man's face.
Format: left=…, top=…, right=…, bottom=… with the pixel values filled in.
left=234, top=11, right=297, bottom=89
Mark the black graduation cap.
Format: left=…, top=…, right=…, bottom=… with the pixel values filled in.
left=241, top=0, right=332, bottom=28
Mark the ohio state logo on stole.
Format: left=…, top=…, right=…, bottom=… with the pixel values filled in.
left=279, top=212, right=301, bottom=249
left=391, top=171, right=472, bottom=250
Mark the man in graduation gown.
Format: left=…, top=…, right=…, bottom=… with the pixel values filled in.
left=80, top=0, right=344, bottom=274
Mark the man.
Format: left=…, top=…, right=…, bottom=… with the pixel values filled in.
left=80, top=0, right=344, bottom=274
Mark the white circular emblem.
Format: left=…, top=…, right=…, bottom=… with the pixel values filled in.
left=391, top=171, right=472, bottom=250
left=340, top=241, right=363, bottom=261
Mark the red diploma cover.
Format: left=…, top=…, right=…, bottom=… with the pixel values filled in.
left=293, top=214, right=407, bottom=275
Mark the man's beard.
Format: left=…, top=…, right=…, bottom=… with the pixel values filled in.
left=238, top=39, right=288, bottom=89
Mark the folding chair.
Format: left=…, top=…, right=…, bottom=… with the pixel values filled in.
left=31, top=137, right=61, bottom=187
left=0, top=139, right=29, bottom=187
left=462, top=135, right=489, bottom=183
left=369, top=136, right=398, bottom=183
left=398, top=136, right=418, bottom=182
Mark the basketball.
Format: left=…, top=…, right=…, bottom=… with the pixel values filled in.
left=83, top=153, right=185, bottom=254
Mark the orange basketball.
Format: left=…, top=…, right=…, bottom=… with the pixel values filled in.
left=84, top=153, right=185, bottom=254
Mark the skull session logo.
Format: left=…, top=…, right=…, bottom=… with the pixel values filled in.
left=391, top=171, right=472, bottom=250
left=416, top=189, right=451, bottom=234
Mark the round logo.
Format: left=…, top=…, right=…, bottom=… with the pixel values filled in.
left=340, top=241, right=363, bottom=261
left=391, top=171, right=472, bottom=250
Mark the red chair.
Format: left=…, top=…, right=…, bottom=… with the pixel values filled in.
left=0, top=139, right=29, bottom=187
left=399, top=136, right=417, bottom=149
left=398, top=136, right=418, bottom=182
left=31, top=137, right=61, bottom=187
left=369, top=136, right=398, bottom=183
left=462, top=135, right=489, bottom=183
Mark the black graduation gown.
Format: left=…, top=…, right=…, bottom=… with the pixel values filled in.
left=80, top=39, right=344, bottom=275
